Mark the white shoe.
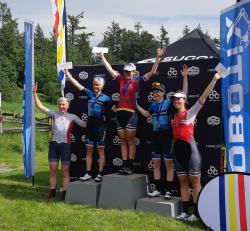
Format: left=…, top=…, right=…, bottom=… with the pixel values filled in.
left=148, top=190, right=161, bottom=197
left=164, top=191, right=172, bottom=199
left=94, top=174, right=103, bottom=182
left=176, top=212, right=189, bottom=220
left=185, top=214, right=198, bottom=222
left=79, top=173, right=92, bottom=181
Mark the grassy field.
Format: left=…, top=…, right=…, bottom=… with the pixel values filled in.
left=0, top=97, right=208, bottom=231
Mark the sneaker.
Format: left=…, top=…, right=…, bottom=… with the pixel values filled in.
left=185, top=214, right=198, bottom=222
left=123, top=167, right=132, bottom=175
left=164, top=191, right=172, bottom=199
left=148, top=189, right=161, bottom=197
left=79, top=173, right=92, bottom=181
left=176, top=212, right=189, bottom=220
left=118, top=167, right=126, bottom=175
left=94, top=174, right=103, bottom=182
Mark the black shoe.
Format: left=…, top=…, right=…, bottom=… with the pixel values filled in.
left=61, top=190, right=66, bottom=201
left=123, top=167, right=132, bottom=175
left=118, top=167, right=126, bottom=175
left=47, top=189, right=56, bottom=199
left=94, top=174, right=103, bottom=182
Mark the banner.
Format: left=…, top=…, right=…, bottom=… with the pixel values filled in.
left=220, top=0, right=250, bottom=173
left=22, top=21, right=35, bottom=178
left=50, top=0, right=67, bottom=93
left=65, top=59, right=222, bottom=186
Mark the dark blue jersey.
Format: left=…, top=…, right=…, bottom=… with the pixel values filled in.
left=149, top=98, right=171, bottom=131
left=81, top=88, right=112, bottom=119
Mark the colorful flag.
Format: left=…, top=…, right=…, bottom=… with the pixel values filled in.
left=220, top=0, right=250, bottom=173
left=23, top=20, right=35, bottom=179
left=51, top=0, right=67, bottom=94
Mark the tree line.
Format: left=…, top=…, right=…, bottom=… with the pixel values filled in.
left=0, top=1, right=219, bottom=103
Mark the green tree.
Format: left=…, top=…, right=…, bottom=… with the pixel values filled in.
left=182, top=25, right=191, bottom=37
left=157, top=25, right=169, bottom=47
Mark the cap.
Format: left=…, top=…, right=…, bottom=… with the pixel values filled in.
left=152, top=82, right=165, bottom=92
left=173, top=91, right=187, bottom=99
left=123, top=63, right=136, bottom=72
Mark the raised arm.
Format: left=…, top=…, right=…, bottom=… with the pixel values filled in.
left=144, top=48, right=166, bottom=80
left=137, top=103, right=150, bottom=118
left=33, top=82, right=49, bottom=114
left=181, top=64, right=188, bottom=94
left=99, top=52, right=117, bottom=78
left=199, top=73, right=221, bottom=103
left=63, top=69, right=84, bottom=91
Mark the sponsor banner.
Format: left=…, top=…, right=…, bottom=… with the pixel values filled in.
left=22, top=21, right=35, bottom=178
left=220, top=0, right=250, bottom=172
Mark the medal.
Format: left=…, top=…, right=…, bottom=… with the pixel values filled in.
left=157, top=122, right=161, bottom=128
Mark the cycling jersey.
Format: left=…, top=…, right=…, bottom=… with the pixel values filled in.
left=80, top=88, right=112, bottom=120
left=149, top=98, right=171, bottom=131
left=113, top=73, right=148, bottom=112
left=171, top=99, right=204, bottom=144
left=45, top=110, right=83, bottom=144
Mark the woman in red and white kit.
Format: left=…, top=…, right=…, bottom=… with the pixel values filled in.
left=172, top=72, right=221, bottom=222
left=99, top=48, right=166, bottom=175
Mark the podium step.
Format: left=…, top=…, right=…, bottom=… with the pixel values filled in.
left=65, top=180, right=101, bottom=207
left=136, top=196, right=181, bottom=217
left=98, top=173, right=147, bottom=209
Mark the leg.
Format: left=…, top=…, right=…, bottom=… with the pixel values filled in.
left=177, top=175, right=190, bottom=201
left=49, top=162, right=59, bottom=189
left=97, top=146, right=105, bottom=172
left=189, top=175, right=201, bottom=203
left=117, top=129, right=128, bottom=161
left=85, top=145, right=94, bottom=172
left=61, top=164, right=70, bottom=190
left=164, top=159, right=174, bottom=182
left=126, top=129, right=136, bottom=160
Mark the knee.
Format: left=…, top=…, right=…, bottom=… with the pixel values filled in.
left=50, top=169, right=57, bottom=177
left=62, top=167, right=69, bottom=177
left=153, top=161, right=161, bottom=170
left=192, top=182, right=201, bottom=192
left=120, top=137, right=127, bottom=144
left=165, top=161, right=173, bottom=170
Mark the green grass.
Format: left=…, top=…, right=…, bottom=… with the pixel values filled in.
left=0, top=132, right=208, bottom=231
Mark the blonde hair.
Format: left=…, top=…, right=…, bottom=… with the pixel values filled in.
left=57, top=97, right=69, bottom=106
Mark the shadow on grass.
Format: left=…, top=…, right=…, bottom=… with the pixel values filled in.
left=0, top=170, right=64, bottom=203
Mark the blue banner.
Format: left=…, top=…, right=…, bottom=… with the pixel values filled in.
left=22, top=21, right=35, bottom=178
left=220, top=0, right=250, bottom=173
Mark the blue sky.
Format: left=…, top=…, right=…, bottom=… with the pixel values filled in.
left=4, top=0, right=236, bottom=46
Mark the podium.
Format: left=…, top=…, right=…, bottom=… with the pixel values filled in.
left=65, top=180, right=101, bottom=207
left=98, top=173, right=147, bottom=209
left=136, top=196, right=181, bottom=217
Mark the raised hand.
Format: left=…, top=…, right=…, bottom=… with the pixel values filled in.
left=214, top=73, right=222, bottom=81
left=33, top=82, right=38, bottom=93
left=156, top=48, right=166, bottom=59
left=180, top=64, right=189, bottom=78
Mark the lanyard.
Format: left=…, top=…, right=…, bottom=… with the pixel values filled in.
left=156, top=100, right=164, bottom=124
left=121, top=79, right=132, bottom=96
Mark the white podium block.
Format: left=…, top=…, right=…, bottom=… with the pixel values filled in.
left=65, top=180, right=101, bottom=207
left=136, top=196, right=181, bottom=217
left=98, top=173, right=147, bottom=209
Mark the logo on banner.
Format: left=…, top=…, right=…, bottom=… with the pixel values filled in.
left=79, top=71, right=88, bottom=80
left=81, top=113, right=88, bottom=121
left=188, top=66, right=200, bottom=76
left=206, top=144, right=221, bottom=149
left=112, top=93, right=120, bottom=101
left=148, top=160, right=153, bottom=170
left=166, top=92, right=174, bottom=98
left=70, top=133, right=76, bottom=143
left=207, top=116, right=221, bottom=126
left=207, top=165, right=219, bottom=177
left=71, top=153, right=77, bottom=162
left=147, top=92, right=154, bottom=102
left=135, top=138, right=140, bottom=146
left=81, top=134, right=86, bottom=142
left=221, top=5, right=250, bottom=172
left=65, top=93, right=74, bottom=101
left=113, top=136, right=120, bottom=145
left=147, top=116, right=152, bottom=124
left=113, top=157, right=122, bottom=167
left=167, top=67, right=178, bottom=78
left=208, top=90, right=220, bottom=101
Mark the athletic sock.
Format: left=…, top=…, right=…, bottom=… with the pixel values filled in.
left=122, top=160, right=128, bottom=168
left=61, top=190, right=66, bottom=201
left=193, top=203, right=199, bottom=217
left=181, top=201, right=190, bottom=214
left=128, top=159, right=134, bottom=170
left=98, top=171, right=103, bottom=176
left=48, top=188, right=56, bottom=198
left=165, top=181, right=174, bottom=191
left=154, top=179, right=161, bottom=192
left=86, top=170, right=91, bottom=175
